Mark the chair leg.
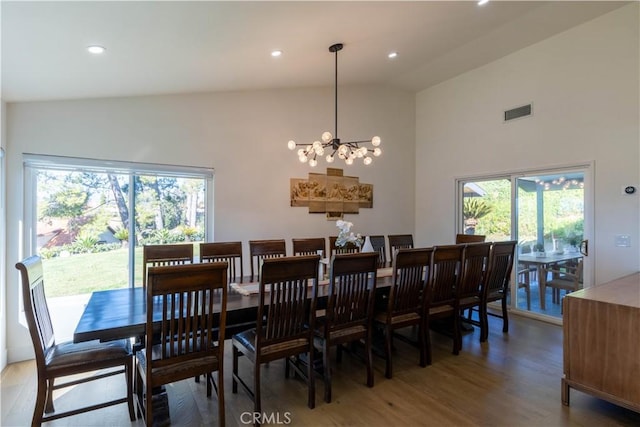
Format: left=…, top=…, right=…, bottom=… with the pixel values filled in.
left=217, top=369, right=225, bottom=426
left=452, top=314, right=461, bottom=355
left=323, top=343, right=332, bottom=403
left=425, top=317, right=433, bottom=365
left=125, top=358, right=136, bottom=421
left=418, top=322, right=427, bottom=368
left=365, top=332, right=374, bottom=388
left=32, top=377, right=47, bottom=426
left=45, top=378, right=55, bottom=414
left=232, top=346, right=239, bottom=394
left=285, top=355, right=291, bottom=378
left=501, top=296, right=509, bottom=333
left=253, top=362, right=261, bottom=417
left=384, top=324, right=393, bottom=379
left=206, top=371, right=212, bottom=397
left=526, top=286, right=531, bottom=311
left=135, top=361, right=143, bottom=419
left=479, top=303, right=488, bottom=342
left=145, top=378, right=153, bottom=427
left=307, top=347, right=316, bottom=409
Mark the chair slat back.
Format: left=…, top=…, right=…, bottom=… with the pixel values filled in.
left=327, top=252, right=379, bottom=330
left=389, top=248, right=433, bottom=317
left=388, top=234, right=414, bottom=264
left=143, top=244, right=194, bottom=288
left=455, top=234, right=486, bottom=244
left=200, top=241, right=244, bottom=283
left=328, top=236, right=360, bottom=258
left=457, top=242, right=492, bottom=300
left=146, top=263, right=227, bottom=379
left=15, top=256, right=55, bottom=367
left=292, top=238, right=326, bottom=257
left=249, top=239, right=287, bottom=282
left=428, top=245, right=464, bottom=306
left=257, top=256, right=320, bottom=348
left=483, top=241, right=517, bottom=301
left=369, top=235, right=387, bottom=267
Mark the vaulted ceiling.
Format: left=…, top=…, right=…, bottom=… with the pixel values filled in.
left=1, top=1, right=628, bottom=102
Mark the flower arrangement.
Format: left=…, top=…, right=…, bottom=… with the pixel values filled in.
left=335, top=220, right=363, bottom=248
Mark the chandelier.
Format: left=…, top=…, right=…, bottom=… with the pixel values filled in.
left=287, top=43, right=381, bottom=167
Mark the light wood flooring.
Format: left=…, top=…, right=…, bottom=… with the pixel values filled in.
left=2, top=312, right=639, bottom=426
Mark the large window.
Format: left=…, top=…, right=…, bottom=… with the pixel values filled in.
left=24, top=155, right=213, bottom=297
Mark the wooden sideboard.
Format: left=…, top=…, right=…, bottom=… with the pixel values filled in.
left=562, top=272, right=640, bottom=413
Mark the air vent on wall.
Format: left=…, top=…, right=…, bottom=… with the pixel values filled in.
left=504, top=104, right=532, bottom=122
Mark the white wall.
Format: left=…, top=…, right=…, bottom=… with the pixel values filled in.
left=4, top=84, right=415, bottom=363
left=415, top=4, right=639, bottom=284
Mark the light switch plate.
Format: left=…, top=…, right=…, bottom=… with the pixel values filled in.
left=615, top=234, right=631, bottom=247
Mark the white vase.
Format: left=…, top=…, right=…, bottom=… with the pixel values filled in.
left=361, top=235, right=374, bottom=252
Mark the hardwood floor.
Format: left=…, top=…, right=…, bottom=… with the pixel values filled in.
left=2, top=312, right=639, bottom=426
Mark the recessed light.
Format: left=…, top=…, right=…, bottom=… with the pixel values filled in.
left=388, top=52, right=398, bottom=59
left=271, top=50, right=282, bottom=57
left=478, top=0, right=490, bottom=5
left=87, top=45, right=106, bottom=54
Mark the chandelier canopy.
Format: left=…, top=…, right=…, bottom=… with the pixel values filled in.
left=287, top=43, right=381, bottom=167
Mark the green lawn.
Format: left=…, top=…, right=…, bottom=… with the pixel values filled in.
left=41, top=243, right=202, bottom=297
left=42, top=247, right=143, bottom=297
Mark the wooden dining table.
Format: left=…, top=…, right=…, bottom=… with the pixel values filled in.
left=73, top=271, right=394, bottom=344
left=517, top=252, right=583, bottom=310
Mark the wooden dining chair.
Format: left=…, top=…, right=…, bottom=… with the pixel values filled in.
left=540, top=259, right=584, bottom=311
left=15, top=255, right=135, bottom=426
left=315, top=252, right=379, bottom=403
left=142, top=243, right=194, bottom=288
left=368, top=235, right=387, bottom=267
left=457, top=242, right=492, bottom=342
left=455, top=233, right=486, bottom=244
left=292, top=237, right=326, bottom=257
left=249, top=239, right=287, bottom=282
left=373, top=247, right=432, bottom=378
left=424, top=244, right=463, bottom=364
left=141, top=243, right=200, bottom=381
left=517, top=268, right=532, bottom=310
left=232, top=255, right=321, bottom=419
left=328, top=236, right=360, bottom=258
left=479, top=240, right=517, bottom=342
left=135, top=262, right=227, bottom=427
left=200, top=241, right=244, bottom=283
left=387, top=234, right=414, bottom=264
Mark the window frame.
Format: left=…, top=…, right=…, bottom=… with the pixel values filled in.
left=23, top=153, right=214, bottom=288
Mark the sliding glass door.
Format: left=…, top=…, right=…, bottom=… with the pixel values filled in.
left=515, top=171, right=586, bottom=318
left=458, top=165, right=590, bottom=320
